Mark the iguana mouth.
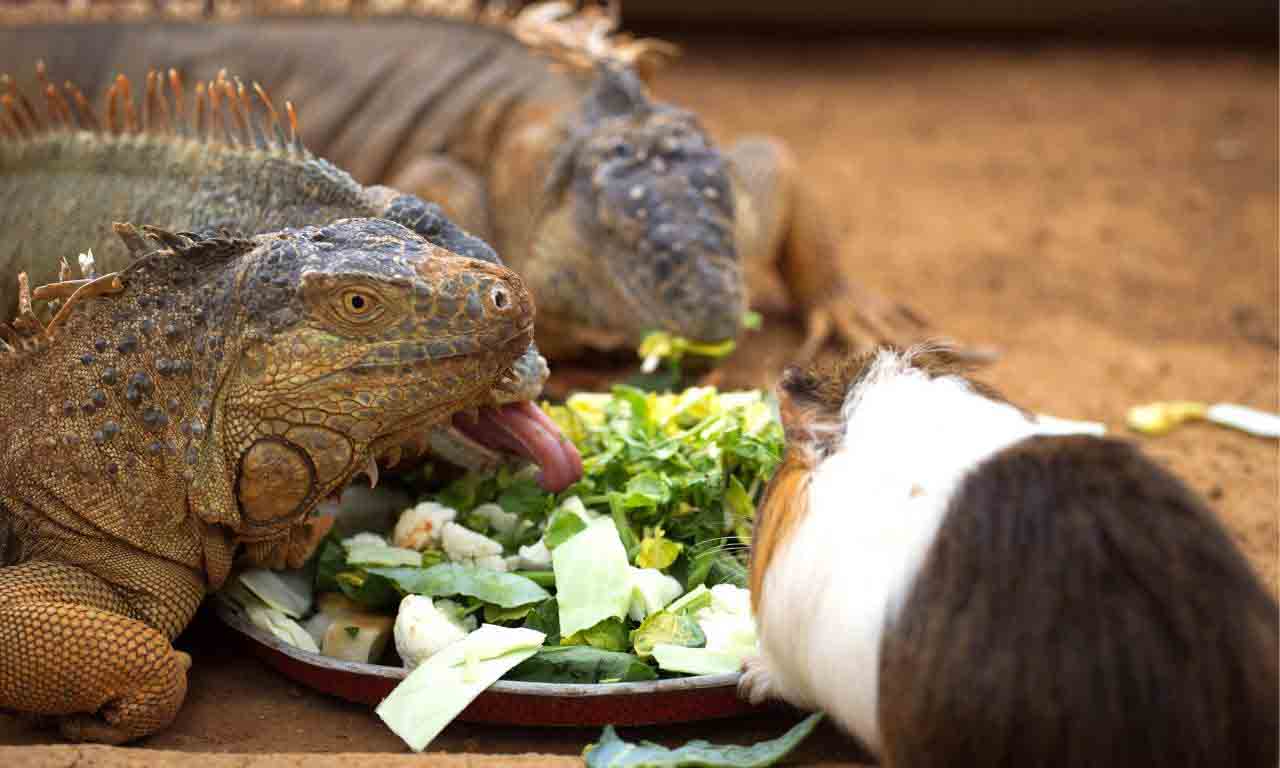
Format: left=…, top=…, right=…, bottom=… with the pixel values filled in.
left=450, top=402, right=584, bottom=493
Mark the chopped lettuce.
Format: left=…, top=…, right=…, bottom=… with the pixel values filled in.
left=584, top=713, right=824, bottom=768
left=651, top=644, right=742, bottom=676
left=345, top=543, right=424, bottom=568
left=506, top=646, right=657, bottom=684
left=631, top=612, right=705, bottom=658
left=368, top=563, right=550, bottom=608
left=376, top=625, right=544, bottom=751
left=553, top=517, right=634, bottom=637
left=627, top=566, right=684, bottom=622
left=238, top=568, right=313, bottom=619
left=561, top=617, right=631, bottom=652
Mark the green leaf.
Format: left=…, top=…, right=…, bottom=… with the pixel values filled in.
left=620, top=472, right=671, bottom=507
left=635, top=529, right=683, bottom=570
left=314, top=536, right=347, bottom=593
left=335, top=570, right=401, bottom=611
left=584, top=714, right=824, bottom=768
left=553, top=518, right=634, bottom=637
left=522, top=598, right=561, bottom=645
left=513, top=570, right=557, bottom=589
left=498, top=476, right=553, bottom=519
left=561, top=617, right=630, bottom=652
left=344, top=626, right=360, bottom=639
left=722, top=476, right=755, bottom=546
left=544, top=507, right=589, bottom=549
left=505, top=646, right=657, bottom=684
left=630, top=611, right=705, bottom=658
left=367, top=563, right=550, bottom=609
left=484, top=603, right=535, bottom=624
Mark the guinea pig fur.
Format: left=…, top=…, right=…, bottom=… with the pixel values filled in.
left=743, top=343, right=1278, bottom=768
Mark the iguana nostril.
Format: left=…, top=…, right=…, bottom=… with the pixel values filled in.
left=492, top=286, right=509, bottom=310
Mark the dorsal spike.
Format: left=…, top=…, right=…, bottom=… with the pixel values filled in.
left=1, top=94, right=28, bottom=139
left=63, top=80, right=99, bottom=131
left=3, top=73, right=42, bottom=134
left=285, top=100, right=302, bottom=154
left=43, top=273, right=126, bottom=336
left=57, top=257, right=72, bottom=283
left=169, top=69, right=187, bottom=137
left=42, top=84, right=68, bottom=131
left=116, top=74, right=138, bottom=133
left=112, top=222, right=151, bottom=257
left=231, top=76, right=254, bottom=147
left=252, top=81, right=281, bottom=150
left=139, top=225, right=194, bottom=252
left=194, top=81, right=208, bottom=140
left=143, top=69, right=158, bottom=133
left=105, top=79, right=121, bottom=134
left=79, top=249, right=98, bottom=280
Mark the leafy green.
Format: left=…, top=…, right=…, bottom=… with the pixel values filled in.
left=367, top=563, right=550, bottom=608
left=584, top=714, right=824, bottom=768
left=630, top=611, right=705, bottom=658
left=506, top=646, right=657, bottom=684
left=522, top=598, right=561, bottom=645
left=484, top=603, right=535, bottom=624
left=314, top=536, right=347, bottom=593
left=554, top=518, right=634, bottom=637
left=635, top=528, right=683, bottom=570
left=544, top=506, right=589, bottom=549
left=561, top=617, right=630, bottom=652
left=335, top=570, right=401, bottom=611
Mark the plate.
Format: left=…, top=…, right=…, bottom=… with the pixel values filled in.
left=215, top=600, right=768, bottom=726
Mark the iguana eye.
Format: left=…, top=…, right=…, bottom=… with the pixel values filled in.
left=341, top=290, right=377, bottom=318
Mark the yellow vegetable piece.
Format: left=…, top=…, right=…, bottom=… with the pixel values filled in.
left=1126, top=401, right=1209, bottom=436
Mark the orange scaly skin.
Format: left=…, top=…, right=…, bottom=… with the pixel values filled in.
left=0, top=218, right=535, bottom=743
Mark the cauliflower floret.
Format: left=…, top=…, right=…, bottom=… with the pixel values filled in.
left=708, top=583, right=752, bottom=616
left=392, top=501, right=458, bottom=551
left=516, top=539, right=553, bottom=570
left=342, top=532, right=389, bottom=549
left=441, top=521, right=503, bottom=561
left=471, top=503, right=520, bottom=536
left=393, top=595, right=475, bottom=670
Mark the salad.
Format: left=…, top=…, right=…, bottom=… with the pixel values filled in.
left=219, top=385, right=783, bottom=749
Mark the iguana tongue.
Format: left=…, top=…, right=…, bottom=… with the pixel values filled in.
left=452, top=402, right=584, bottom=492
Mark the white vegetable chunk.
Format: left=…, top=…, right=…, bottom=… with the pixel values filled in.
left=553, top=517, right=633, bottom=637
left=342, top=532, right=389, bottom=549
left=627, top=566, right=684, bottom=621
left=472, top=502, right=520, bottom=535
left=376, top=625, right=545, bottom=751
left=394, top=595, right=475, bottom=670
left=516, top=539, right=553, bottom=570
left=322, top=613, right=395, bottom=663
left=441, top=522, right=503, bottom=563
left=651, top=644, right=742, bottom=676
left=238, top=568, right=313, bottom=618
left=392, top=501, right=458, bottom=551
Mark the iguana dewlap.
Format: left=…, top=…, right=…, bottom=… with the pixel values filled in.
left=0, top=217, right=538, bottom=744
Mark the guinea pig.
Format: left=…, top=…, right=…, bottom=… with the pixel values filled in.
left=743, top=343, right=1278, bottom=767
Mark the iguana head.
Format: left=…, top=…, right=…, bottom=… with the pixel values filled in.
left=183, top=218, right=554, bottom=545
left=534, top=64, right=746, bottom=350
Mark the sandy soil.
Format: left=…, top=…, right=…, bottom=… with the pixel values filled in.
left=2, top=36, right=1276, bottom=766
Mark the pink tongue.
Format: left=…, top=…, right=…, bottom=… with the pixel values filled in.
left=452, top=402, right=584, bottom=492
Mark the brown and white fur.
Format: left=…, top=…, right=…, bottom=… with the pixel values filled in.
left=744, top=344, right=1278, bottom=768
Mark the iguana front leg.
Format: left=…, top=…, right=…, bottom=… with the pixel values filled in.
left=729, top=136, right=985, bottom=361
left=0, top=558, right=202, bottom=744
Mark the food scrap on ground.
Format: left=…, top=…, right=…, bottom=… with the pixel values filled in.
left=583, top=713, right=825, bottom=768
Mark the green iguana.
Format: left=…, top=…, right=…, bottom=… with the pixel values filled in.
left=0, top=0, right=955, bottom=362
left=0, top=64, right=583, bottom=489
left=0, top=216, right=538, bottom=743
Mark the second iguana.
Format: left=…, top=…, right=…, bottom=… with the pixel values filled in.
left=0, top=0, right=950, bottom=361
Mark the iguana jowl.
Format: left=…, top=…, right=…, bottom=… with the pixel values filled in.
left=0, top=64, right=583, bottom=489
left=0, top=0, right=948, bottom=361
left=0, top=215, right=538, bottom=743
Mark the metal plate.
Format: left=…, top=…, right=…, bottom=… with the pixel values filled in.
left=215, top=600, right=768, bottom=726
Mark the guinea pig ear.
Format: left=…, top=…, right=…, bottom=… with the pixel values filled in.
left=776, top=365, right=837, bottom=450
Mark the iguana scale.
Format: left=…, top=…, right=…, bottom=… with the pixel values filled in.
left=0, top=215, right=537, bottom=743
left=0, top=0, right=952, bottom=361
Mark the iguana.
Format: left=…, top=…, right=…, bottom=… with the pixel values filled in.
left=0, top=216, right=538, bottom=743
left=0, top=64, right=583, bottom=489
left=0, top=0, right=956, bottom=362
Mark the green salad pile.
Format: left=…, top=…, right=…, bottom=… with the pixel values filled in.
left=226, top=385, right=783, bottom=688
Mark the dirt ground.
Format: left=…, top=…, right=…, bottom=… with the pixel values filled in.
left=2, top=34, right=1277, bottom=767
